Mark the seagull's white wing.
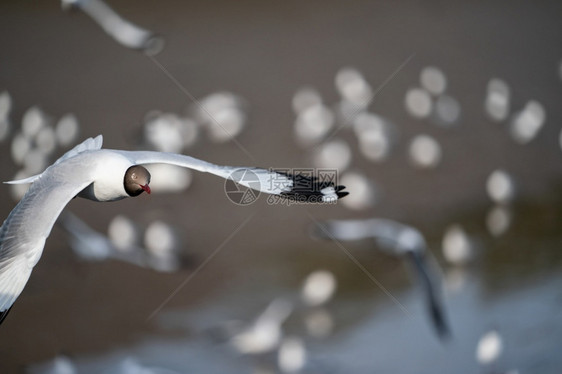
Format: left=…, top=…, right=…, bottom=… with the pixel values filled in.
left=53, top=135, right=103, bottom=166
left=314, top=217, right=450, bottom=339
left=0, top=156, right=96, bottom=316
left=114, top=150, right=348, bottom=201
left=313, top=219, right=375, bottom=241
left=314, top=218, right=426, bottom=253
left=5, top=135, right=103, bottom=185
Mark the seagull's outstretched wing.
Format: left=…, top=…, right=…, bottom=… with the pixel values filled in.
left=313, top=219, right=427, bottom=253
left=312, top=219, right=377, bottom=241
left=312, top=218, right=451, bottom=340
left=115, top=150, right=348, bottom=201
left=0, top=156, right=96, bottom=321
left=5, top=135, right=104, bottom=185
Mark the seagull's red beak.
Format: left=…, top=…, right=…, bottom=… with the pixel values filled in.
left=141, top=184, right=151, bottom=194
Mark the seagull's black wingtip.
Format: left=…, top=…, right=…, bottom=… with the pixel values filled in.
left=334, top=185, right=346, bottom=192
left=430, top=302, right=452, bottom=342
left=336, top=190, right=349, bottom=199
left=276, top=171, right=349, bottom=203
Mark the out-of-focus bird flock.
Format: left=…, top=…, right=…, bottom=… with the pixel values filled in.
left=1, top=0, right=562, bottom=373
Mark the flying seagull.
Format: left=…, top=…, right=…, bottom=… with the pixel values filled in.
left=62, top=0, right=164, bottom=55
left=311, top=218, right=450, bottom=340
left=0, top=135, right=347, bottom=324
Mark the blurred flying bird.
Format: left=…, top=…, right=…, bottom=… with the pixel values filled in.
left=62, top=0, right=164, bottom=55
left=311, top=218, right=451, bottom=340
left=0, top=135, right=347, bottom=324
left=58, top=211, right=180, bottom=271
left=230, top=298, right=294, bottom=355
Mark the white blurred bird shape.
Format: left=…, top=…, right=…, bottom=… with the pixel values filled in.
left=312, top=218, right=450, bottom=340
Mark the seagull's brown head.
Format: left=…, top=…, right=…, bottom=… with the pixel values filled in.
left=124, top=165, right=151, bottom=197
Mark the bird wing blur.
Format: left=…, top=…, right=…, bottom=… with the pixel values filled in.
left=312, top=219, right=377, bottom=241
left=406, top=251, right=450, bottom=339
left=312, top=218, right=450, bottom=340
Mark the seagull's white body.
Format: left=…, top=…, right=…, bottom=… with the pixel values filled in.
left=0, top=135, right=346, bottom=323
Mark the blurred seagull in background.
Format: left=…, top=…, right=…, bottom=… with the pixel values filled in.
left=311, top=218, right=451, bottom=340
left=58, top=211, right=175, bottom=271
left=0, top=135, right=348, bottom=324
left=230, top=298, right=294, bottom=355
left=62, top=0, right=164, bottom=55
